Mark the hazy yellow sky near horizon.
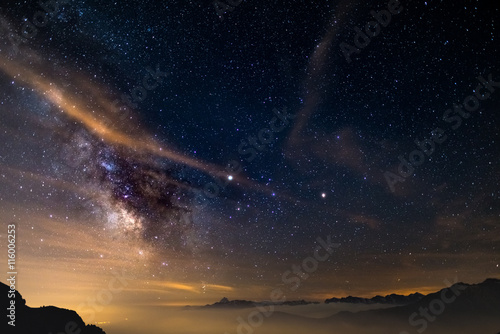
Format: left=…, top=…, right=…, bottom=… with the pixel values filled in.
left=3, top=202, right=498, bottom=325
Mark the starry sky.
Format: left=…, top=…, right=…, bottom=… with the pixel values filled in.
left=0, top=0, right=499, bottom=326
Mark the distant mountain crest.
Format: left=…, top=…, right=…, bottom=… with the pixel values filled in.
left=325, top=292, right=424, bottom=305
left=191, top=297, right=320, bottom=309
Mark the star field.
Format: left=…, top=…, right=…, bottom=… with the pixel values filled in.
left=0, top=0, right=498, bottom=315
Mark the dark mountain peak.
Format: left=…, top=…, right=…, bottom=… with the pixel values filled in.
left=325, top=291, right=424, bottom=305
left=207, top=298, right=255, bottom=308
left=324, top=278, right=500, bottom=333
left=324, top=279, right=500, bottom=306
left=197, top=298, right=319, bottom=309
left=481, top=278, right=500, bottom=285
left=1, top=281, right=106, bottom=334
left=1, top=282, right=26, bottom=308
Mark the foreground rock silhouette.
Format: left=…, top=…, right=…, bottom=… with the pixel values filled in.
left=1, top=281, right=105, bottom=334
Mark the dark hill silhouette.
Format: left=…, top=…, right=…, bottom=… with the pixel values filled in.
left=1, top=281, right=105, bottom=334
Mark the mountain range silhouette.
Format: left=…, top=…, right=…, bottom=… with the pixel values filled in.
left=2, top=278, right=500, bottom=334
left=195, top=278, right=500, bottom=334
left=324, top=292, right=424, bottom=304
left=318, top=278, right=500, bottom=334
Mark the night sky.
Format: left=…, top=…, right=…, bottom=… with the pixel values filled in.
left=0, top=0, right=499, bottom=327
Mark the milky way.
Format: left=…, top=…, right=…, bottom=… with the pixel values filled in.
left=0, top=0, right=499, bottom=311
